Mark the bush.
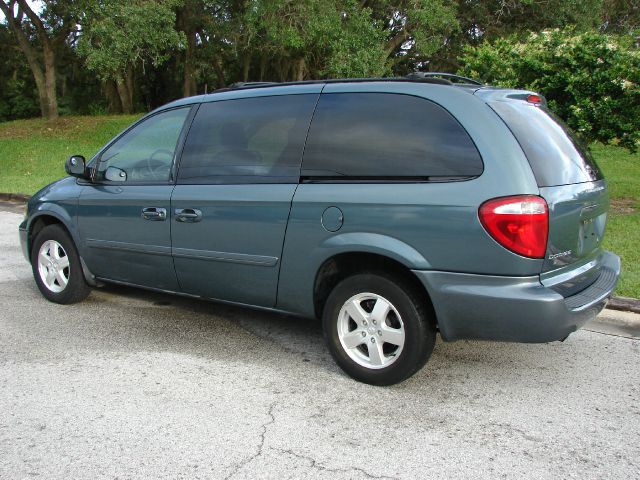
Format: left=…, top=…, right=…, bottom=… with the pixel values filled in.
left=0, top=78, right=40, bottom=122
left=458, top=30, right=640, bottom=151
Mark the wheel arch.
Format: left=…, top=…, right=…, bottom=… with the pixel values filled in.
left=27, top=212, right=74, bottom=259
left=26, top=209, right=99, bottom=287
left=312, top=251, right=437, bottom=325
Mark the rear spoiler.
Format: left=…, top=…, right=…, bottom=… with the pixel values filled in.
left=474, top=88, right=548, bottom=107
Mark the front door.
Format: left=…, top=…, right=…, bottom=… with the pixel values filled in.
left=171, top=90, right=320, bottom=306
left=78, top=107, right=192, bottom=290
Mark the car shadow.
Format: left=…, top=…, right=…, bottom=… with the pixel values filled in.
left=82, top=282, right=574, bottom=389
left=8, top=274, right=589, bottom=391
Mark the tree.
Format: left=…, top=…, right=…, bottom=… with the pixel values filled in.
left=363, top=0, right=459, bottom=68
left=459, top=30, right=640, bottom=150
left=184, top=0, right=458, bottom=84
left=0, top=24, right=39, bottom=121
left=77, top=0, right=185, bottom=113
left=426, top=0, right=604, bottom=71
left=0, top=0, right=76, bottom=120
left=601, top=0, right=640, bottom=33
left=242, top=0, right=389, bottom=80
left=176, top=0, right=206, bottom=97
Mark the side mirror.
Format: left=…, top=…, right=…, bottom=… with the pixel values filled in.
left=65, top=155, right=88, bottom=178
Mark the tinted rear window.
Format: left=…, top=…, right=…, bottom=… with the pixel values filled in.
left=490, top=101, right=603, bottom=187
left=178, top=94, right=318, bottom=184
left=301, top=93, right=483, bottom=179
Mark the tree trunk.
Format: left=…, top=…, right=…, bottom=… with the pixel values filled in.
left=259, top=54, right=267, bottom=81
left=31, top=65, right=49, bottom=118
left=295, top=58, right=305, bottom=81
left=278, top=59, right=291, bottom=82
left=1, top=1, right=59, bottom=120
left=116, top=78, right=133, bottom=114
left=213, top=57, right=225, bottom=88
left=242, top=54, right=251, bottom=82
left=42, top=44, right=58, bottom=120
left=125, top=63, right=134, bottom=109
left=183, top=30, right=197, bottom=97
left=104, top=80, right=122, bottom=113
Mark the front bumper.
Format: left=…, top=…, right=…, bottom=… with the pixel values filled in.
left=413, top=250, right=621, bottom=343
left=19, top=219, right=29, bottom=262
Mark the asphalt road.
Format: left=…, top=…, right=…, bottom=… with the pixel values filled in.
left=1, top=209, right=639, bottom=480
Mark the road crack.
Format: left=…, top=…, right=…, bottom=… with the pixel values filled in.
left=223, top=402, right=277, bottom=480
left=272, top=447, right=399, bottom=479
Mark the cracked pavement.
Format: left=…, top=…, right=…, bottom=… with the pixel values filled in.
left=0, top=210, right=639, bottom=479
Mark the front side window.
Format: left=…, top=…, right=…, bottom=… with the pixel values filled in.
left=96, top=107, right=191, bottom=183
left=177, top=94, right=318, bottom=184
left=301, top=93, right=483, bottom=179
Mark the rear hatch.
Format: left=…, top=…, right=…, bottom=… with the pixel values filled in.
left=485, top=93, right=609, bottom=296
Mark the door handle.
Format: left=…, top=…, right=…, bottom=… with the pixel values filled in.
left=142, top=207, right=167, bottom=221
left=175, top=208, right=203, bottom=223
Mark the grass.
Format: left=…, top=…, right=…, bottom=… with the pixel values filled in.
left=592, top=143, right=640, bottom=298
left=0, top=115, right=638, bottom=297
left=0, top=115, right=139, bottom=194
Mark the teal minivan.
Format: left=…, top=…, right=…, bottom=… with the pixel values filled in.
left=19, top=74, right=620, bottom=385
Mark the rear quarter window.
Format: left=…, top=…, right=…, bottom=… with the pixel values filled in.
left=301, top=93, right=483, bottom=180
left=489, top=101, right=603, bottom=187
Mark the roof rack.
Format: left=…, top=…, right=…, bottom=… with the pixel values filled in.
left=227, top=81, right=280, bottom=89
left=215, top=73, right=484, bottom=93
left=406, top=72, right=483, bottom=86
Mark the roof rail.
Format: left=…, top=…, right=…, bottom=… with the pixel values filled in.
left=227, top=81, right=280, bottom=89
left=406, top=72, right=483, bottom=86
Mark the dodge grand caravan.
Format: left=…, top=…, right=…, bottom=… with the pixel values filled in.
left=19, top=73, right=621, bottom=385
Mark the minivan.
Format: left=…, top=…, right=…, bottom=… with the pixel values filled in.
left=19, top=73, right=620, bottom=385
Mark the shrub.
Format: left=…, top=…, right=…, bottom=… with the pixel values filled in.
left=458, top=30, right=640, bottom=151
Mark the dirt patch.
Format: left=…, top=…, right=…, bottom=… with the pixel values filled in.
left=0, top=116, right=104, bottom=140
left=610, top=198, right=636, bottom=215
left=0, top=115, right=129, bottom=140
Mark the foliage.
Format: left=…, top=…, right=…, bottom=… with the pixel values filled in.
left=420, top=0, right=606, bottom=71
left=244, top=0, right=390, bottom=78
left=180, top=0, right=458, bottom=83
left=0, top=79, right=40, bottom=120
left=1, top=0, right=640, bottom=120
left=0, top=25, right=39, bottom=121
left=459, top=30, right=640, bottom=151
left=601, top=0, right=640, bottom=33
left=76, top=0, right=185, bottom=82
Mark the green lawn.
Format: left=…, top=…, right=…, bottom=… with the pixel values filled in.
left=0, top=115, right=139, bottom=194
left=592, top=143, right=640, bottom=298
left=0, top=116, right=638, bottom=297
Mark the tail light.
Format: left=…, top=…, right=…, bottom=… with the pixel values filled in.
left=479, top=195, right=548, bottom=258
left=526, top=94, right=543, bottom=104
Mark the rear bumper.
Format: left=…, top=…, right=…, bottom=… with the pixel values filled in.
left=413, top=250, right=621, bottom=343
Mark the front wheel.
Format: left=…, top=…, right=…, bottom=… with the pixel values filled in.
left=322, top=273, right=436, bottom=386
left=31, top=224, right=91, bottom=304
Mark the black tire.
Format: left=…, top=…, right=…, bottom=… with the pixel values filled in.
left=31, top=224, right=91, bottom=304
left=322, top=273, right=436, bottom=386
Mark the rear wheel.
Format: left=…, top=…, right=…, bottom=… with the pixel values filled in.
left=31, top=224, right=91, bottom=304
left=322, top=273, right=436, bottom=385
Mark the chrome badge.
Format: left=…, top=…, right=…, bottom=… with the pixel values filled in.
left=548, top=250, right=572, bottom=260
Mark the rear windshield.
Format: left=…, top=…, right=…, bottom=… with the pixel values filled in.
left=490, top=101, right=603, bottom=187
